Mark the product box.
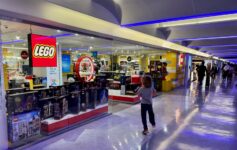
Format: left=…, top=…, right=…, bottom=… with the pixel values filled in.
left=8, top=110, right=41, bottom=143
left=7, top=92, right=37, bottom=115
left=54, top=96, right=69, bottom=119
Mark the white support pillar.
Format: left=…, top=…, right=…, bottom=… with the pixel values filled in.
left=58, top=44, right=63, bottom=85
left=0, top=22, right=8, bottom=150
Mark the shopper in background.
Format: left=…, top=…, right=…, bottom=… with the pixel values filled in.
left=196, top=61, right=207, bottom=85
left=162, top=62, right=168, bottom=80
left=222, top=63, right=230, bottom=81
left=206, top=63, right=212, bottom=86
left=227, top=64, right=233, bottom=82
left=211, top=63, right=218, bottom=81
left=136, top=75, right=157, bottom=135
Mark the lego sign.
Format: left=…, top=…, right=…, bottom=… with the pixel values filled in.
left=28, top=34, right=57, bottom=67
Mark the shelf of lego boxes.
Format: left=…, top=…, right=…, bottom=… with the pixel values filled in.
left=41, top=104, right=108, bottom=133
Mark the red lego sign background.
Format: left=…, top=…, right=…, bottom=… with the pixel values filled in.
left=28, top=34, right=57, bottom=67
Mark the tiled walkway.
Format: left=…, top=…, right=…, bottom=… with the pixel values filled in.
left=23, top=78, right=237, bottom=150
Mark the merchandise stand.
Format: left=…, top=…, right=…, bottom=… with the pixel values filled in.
left=41, top=104, right=108, bottom=133
left=109, top=95, right=140, bottom=104
left=109, top=90, right=140, bottom=104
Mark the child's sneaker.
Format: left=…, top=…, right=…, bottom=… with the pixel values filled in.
left=142, top=130, right=149, bottom=135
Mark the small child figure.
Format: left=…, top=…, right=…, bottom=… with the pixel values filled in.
left=137, top=75, right=157, bottom=135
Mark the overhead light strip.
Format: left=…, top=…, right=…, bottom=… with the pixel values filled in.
left=171, top=35, right=237, bottom=42
left=122, top=10, right=237, bottom=27
left=190, top=44, right=237, bottom=48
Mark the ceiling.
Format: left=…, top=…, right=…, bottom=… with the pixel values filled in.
left=0, top=19, right=165, bottom=55
left=48, top=0, right=237, bottom=62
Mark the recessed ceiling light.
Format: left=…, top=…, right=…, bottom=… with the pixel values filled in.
left=16, top=36, right=20, bottom=40
left=69, top=48, right=72, bottom=51
left=89, top=46, right=93, bottom=49
left=90, top=37, right=94, bottom=39
left=75, top=34, right=79, bottom=36
left=57, top=30, right=61, bottom=33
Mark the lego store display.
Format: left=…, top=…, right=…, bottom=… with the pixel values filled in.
left=7, top=79, right=108, bottom=146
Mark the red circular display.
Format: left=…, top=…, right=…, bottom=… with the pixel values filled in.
left=75, top=56, right=95, bottom=82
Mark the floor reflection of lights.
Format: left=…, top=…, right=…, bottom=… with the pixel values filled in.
left=175, top=143, right=211, bottom=150
left=201, top=112, right=235, bottom=124
left=190, top=126, right=234, bottom=137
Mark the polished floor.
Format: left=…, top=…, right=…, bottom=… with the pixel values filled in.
left=23, top=78, right=237, bottom=150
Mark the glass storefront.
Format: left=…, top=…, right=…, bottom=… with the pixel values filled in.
left=0, top=19, right=176, bottom=149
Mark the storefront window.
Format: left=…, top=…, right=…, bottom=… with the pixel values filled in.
left=0, top=19, right=178, bottom=149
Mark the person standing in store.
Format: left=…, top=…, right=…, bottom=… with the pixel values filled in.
left=196, top=61, right=207, bottom=85
left=136, top=75, right=157, bottom=135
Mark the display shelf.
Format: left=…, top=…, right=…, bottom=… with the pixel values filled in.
left=33, top=84, right=46, bottom=89
left=56, top=94, right=70, bottom=99
left=39, top=96, right=57, bottom=101
left=109, top=90, right=140, bottom=104
left=8, top=91, right=37, bottom=96
left=41, top=104, right=108, bottom=133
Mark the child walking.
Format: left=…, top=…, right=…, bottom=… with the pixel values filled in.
left=137, top=75, right=156, bottom=135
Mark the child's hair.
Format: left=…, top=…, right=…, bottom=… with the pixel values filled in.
left=142, top=76, right=152, bottom=88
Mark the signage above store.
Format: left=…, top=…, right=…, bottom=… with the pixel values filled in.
left=20, top=51, right=28, bottom=60
left=75, top=56, right=95, bottom=82
left=28, top=34, right=57, bottom=67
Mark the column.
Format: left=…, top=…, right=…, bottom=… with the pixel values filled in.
left=0, top=21, right=8, bottom=150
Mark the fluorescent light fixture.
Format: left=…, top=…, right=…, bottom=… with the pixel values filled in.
left=61, top=47, right=88, bottom=51
left=122, top=10, right=237, bottom=27
left=156, top=14, right=237, bottom=28
left=190, top=45, right=237, bottom=48
left=50, top=33, right=74, bottom=38
left=2, top=46, right=28, bottom=50
left=15, top=36, right=20, bottom=40
left=0, top=40, right=25, bottom=45
left=172, top=35, right=237, bottom=42
left=201, top=49, right=237, bottom=52
left=212, top=56, right=219, bottom=60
